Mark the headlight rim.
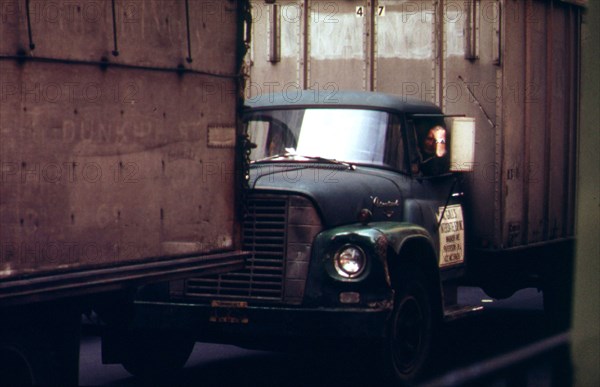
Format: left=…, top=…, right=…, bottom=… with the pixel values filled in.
left=333, top=244, right=367, bottom=279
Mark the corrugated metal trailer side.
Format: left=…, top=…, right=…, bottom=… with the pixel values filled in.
left=245, top=0, right=579, bottom=251
left=1, top=0, right=250, bottom=296
left=497, top=0, right=578, bottom=249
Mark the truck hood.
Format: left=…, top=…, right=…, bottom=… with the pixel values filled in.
left=248, top=163, right=405, bottom=228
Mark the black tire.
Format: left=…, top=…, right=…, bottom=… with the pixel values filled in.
left=121, top=332, right=195, bottom=379
left=382, top=269, right=434, bottom=386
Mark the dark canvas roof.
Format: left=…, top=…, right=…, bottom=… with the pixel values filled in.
left=245, top=90, right=442, bottom=115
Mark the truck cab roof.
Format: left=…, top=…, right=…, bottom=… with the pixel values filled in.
left=245, top=90, right=442, bottom=116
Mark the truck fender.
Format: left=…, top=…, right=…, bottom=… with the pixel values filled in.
left=372, top=223, right=435, bottom=257
left=371, top=222, right=443, bottom=318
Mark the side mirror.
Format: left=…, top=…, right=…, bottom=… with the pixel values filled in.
left=447, top=117, right=476, bottom=172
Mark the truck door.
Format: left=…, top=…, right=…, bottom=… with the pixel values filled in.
left=404, top=116, right=466, bottom=270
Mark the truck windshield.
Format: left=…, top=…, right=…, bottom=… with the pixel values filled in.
left=245, top=108, right=391, bottom=166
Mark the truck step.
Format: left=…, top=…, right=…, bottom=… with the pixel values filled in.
left=443, top=304, right=484, bottom=322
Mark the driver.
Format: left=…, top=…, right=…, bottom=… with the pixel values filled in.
left=419, top=125, right=448, bottom=176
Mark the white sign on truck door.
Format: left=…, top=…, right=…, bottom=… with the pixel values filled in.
left=437, top=204, right=465, bottom=267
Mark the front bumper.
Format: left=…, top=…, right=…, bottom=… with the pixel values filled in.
left=130, top=300, right=392, bottom=347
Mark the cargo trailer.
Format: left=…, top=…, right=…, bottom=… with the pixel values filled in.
left=0, top=0, right=251, bottom=384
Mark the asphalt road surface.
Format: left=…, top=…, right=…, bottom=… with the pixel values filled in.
left=79, top=287, right=565, bottom=386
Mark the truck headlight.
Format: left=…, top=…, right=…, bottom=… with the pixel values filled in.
left=334, top=245, right=366, bottom=278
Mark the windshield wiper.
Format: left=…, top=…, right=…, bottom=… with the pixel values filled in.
left=295, top=154, right=356, bottom=170
left=251, top=151, right=355, bottom=170
left=250, top=152, right=291, bottom=163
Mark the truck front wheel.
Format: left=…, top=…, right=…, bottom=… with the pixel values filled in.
left=383, top=269, right=434, bottom=386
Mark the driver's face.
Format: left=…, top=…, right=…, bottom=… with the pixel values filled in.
left=423, top=132, right=437, bottom=155
left=423, top=126, right=446, bottom=157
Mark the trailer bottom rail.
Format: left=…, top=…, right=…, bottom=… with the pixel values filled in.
left=0, top=251, right=248, bottom=306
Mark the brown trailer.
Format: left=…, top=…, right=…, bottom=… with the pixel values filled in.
left=0, top=0, right=251, bottom=384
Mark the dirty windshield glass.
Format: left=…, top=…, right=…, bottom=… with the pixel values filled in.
left=245, top=109, right=391, bottom=166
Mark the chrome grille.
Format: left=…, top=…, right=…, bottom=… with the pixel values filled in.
left=184, top=196, right=288, bottom=301
left=182, top=194, right=322, bottom=304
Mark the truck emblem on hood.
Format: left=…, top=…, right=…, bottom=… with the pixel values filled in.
left=371, top=196, right=400, bottom=218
